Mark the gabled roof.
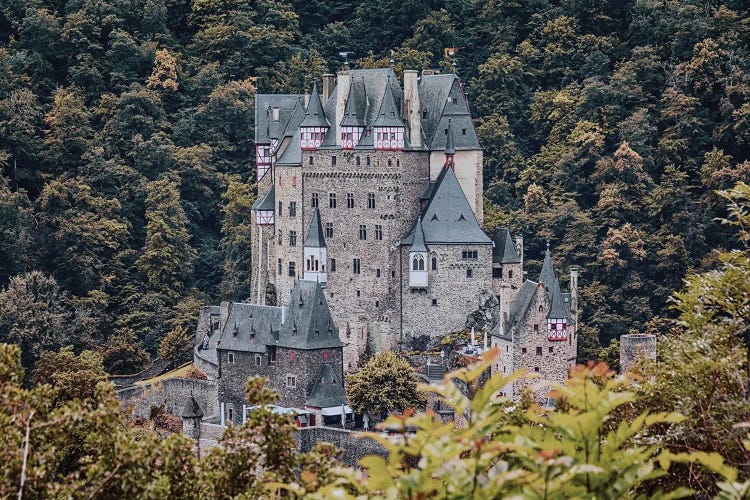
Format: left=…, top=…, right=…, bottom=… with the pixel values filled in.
left=251, top=185, right=275, bottom=211
left=217, top=303, right=283, bottom=353
left=492, top=228, right=521, bottom=264
left=276, top=281, right=344, bottom=350
left=340, top=80, right=368, bottom=127
left=410, top=216, right=427, bottom=253
left=300, top=84, right=329, bottom=128
left=305, top=363, right=347, bottom=408
left=419, top=75, right=480, bottom=151
left=373, top=81, right=404, bottom=128
left=275, top=130, right=302, bottom=166
left=255, top=94, right=305, bottom=144
left=304, top=209, right=326, bottom=248
left=402, top=166, right=491, bottom=245
left=506, top=280, right=539, bottom=330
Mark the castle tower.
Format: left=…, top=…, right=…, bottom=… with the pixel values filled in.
left=300, top=83, right=329, bottom=150
left=181, top=395, right=204, bottom=441
left=540, top=243, right=569, bottom=342
left=303, top=208, right=327, bottom=284
left=569, top=266, right=579, bottom=324
left=408, top=216, right=428, bottom=288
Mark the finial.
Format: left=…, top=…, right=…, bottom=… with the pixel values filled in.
left=546, top=240, right=550, bottom=252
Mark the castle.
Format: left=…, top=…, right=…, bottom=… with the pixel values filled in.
left=249, top=68, right=578, bottom=389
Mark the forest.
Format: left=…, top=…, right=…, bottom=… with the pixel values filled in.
left=1, top=0, right=749, bottom=375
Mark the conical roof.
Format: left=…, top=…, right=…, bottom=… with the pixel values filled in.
left=306, top=363, right=347, bottom=408
left=410, top=216, right=427, bottom=253
left=373, top=80, right=404, bottom=127
left=276, top=281, right=344, bottom=350
left=445, top=118, right=455, bottom=155
left=548, top=274, right=568, bottom=319
left=492, top=228, right=521, bottom=264
left=300, top=83, right=329, bottom=128
left=539, top=243, right=556, bottom=292
left=304, top=208, right=326, bottom=248
left=181, top=395, right=204, bottom=419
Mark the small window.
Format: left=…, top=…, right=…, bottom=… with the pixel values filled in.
left=309, top=156, right=313, bottom=166
left=462, top=250, right=478, bottom=260
left=356, top=156, right=361, bottom=166
left=289, top=202, right=297, bottom=217
left=388, top=159, right=392, bottom=167
left=331, top=156, right=337, bottom=166
left=534, top=367, right=540, bottom=373
left=269, top=346, right=276, bottom=362
left=278, top=258, right=282, bottom=274
left=534, top=324, right=539, bottom=332
left=412, top=254, right=425, bottom=271
left=452, top=97, right=458, bottom=104
left=289, top=231, right=297, bottom=246
left=278, top=231, right=282, bottom=246
left=549, top=346, right=554, bottom=353
left=376, top=268, right=381, bottom=278
left=287, top=375, right=296, bottom=387
left=311, top=192, right=319, bottom=208
left=255, top=355, right=262, bottom=366
left=392, top=270, right=396, bottom=278
left=228, top=352, right=235, bottom=364
left=367, top=193, right=375, bottom=209
left=492, top=268, right=501, bottom=278
left=422, top=110, right=428, bottom=119
left=466, top=268, right=473, bottom=278
left=356, top=290, right=361, bottom=297
left=359, top=225, right=367, bottom=240
left=432, top=299, right=438, bottom=306
left=375, top=300, right=379, bottom=308
left=329, top=192, right=337, bottom=208
left=227, top=407, right=233, bottom=422
left=330, top=258, right=336, bottom=271
left=431, top=257, right=437, bottom=271
left=375, top=225, right=383, bottom=240
left=462, top=128, right=467, bottom=135
left=508, top=270, right=513, bottom=279
left=325, top=223, right=333, bottom=239
left=347, top=193, right=355, bottom=208
left=288, top=261, right=296, bottom=277
left=366, top=156, right=371, bottom=166
left=536, top=347, right=542, bottom=356
left=522, top=348, right=527, bottom=354
left=353, top=258, right=361, bottom=274
left=278, top=201, right=283, bottom=215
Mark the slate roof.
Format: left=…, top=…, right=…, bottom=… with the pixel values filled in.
left=255, top=94, right=305, bottom=144
left=539, top=246, right=556, bottom=292
left=444, top=118, right=455, bottom=155
left=419, top=74, right=481, bottom=151
left=304, top=209, right=326, bottom=248
left=373, top=81, right=405, bottom=127
left=181, top=395, right=204, bottom=418
left=275, top=130, right=302, bottom=165
left=402, top=166, right=491, bottom=245
left=410, top=216, right=427, bottom=252
left=340, top=80, right=368, bottom=127
left=251, top=185, right=275, bottom=211
left=300, top=84, right=329, bottom=128
left=217, top=303, right=282, bottom=353
left=507, top=280, right=539, bottom=330
left=538, top=246, right=572, bottom=320
left=305, top=363, right=347, bottom=408
left=276, top=281, right=344, bottom=350
left=492, top=228, right=521, bottom=264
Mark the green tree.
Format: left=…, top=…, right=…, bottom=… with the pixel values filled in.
left=158, top=325, right=193, bottom=367
left=220, top=177, right=255, bottom=300
left=32, top=346, right=107, bottom=404
left=346, top=351, right=426, bottom=419
left=136, top=177, right=195, bottom=297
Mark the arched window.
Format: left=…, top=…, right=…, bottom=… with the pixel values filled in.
left=431, top=256, right=437, bottom=271
left=412, top=254, right=425, bottom=271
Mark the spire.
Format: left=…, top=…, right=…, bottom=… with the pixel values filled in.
left=373, top=80, right=404, bottom=127
left=548, top=271, right=568, bottom=319
left=304, top=208, right=326, bottom=248
left=410, top=216, right=427, bottom=253
left=300, top=83, right=328, bottom=128
left=539, top=243, right=556, bottom=292
left=444, top=118, right=455, bottom=169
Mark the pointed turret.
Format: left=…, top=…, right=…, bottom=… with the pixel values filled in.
left=374, top=79, right=405, bottom=150
left=303, top=209, right=327, bottom=284
left=444, top=119, right=455, bottom=169
left=300, top=83, right=329, bottom=150
left=408, top=216, right=428, bottom=288
left=539, top=243, right=570, bottom=341
left=539, top=241, right=556, bottom=293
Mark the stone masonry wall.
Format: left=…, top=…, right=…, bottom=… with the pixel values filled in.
left=620, top=333, right=656, bottom=372
left=296, top=427, right=387, bottom=467
left=304, top=149, right=430, bottom=370
left=400, top=244, right=493, bottom=342
left=117, top=378, right=218, bottom=420
left=274, top=164, right=304, bottom=306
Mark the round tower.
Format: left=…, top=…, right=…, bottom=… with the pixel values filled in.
left=181, top=395, right=204, bottom=441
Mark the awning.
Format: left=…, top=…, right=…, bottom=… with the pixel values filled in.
left=320, top=405, right=353, bottom=416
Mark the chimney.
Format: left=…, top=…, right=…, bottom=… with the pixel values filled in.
left=514, top=235, right=524, bottom=269
left=322, top=74, right=335, bottom=102
left=335, top=70, right=350, bottom=147
left=403, top=70, right=422, bottom=148
left=569, top=266, right=580, bottom=323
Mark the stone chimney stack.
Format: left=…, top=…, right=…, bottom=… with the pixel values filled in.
left=335, top=70, right=350, bottom=147
left=322, top=74, right=335, bottom=102
left=403, top=70, right=422, bottom=148
left=514, top=235, right=524, bottom=269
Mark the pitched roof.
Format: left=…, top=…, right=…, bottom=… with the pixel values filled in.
left=300, top=84, right=329, bottom=128
left=251, top=185, right=275, bottom=211
left=275, top=130, right=302, bottom=165
left=304, top=209, right=326, bottom=248
left=255, top=94, right=305, bottom=144
left=276, top=281, right=344, bottom=350
left=539, top=245, right=556, bottom=292
left=419, top=74, right=481, bottom=151
left=305, top=363, right=347, bottom=408
left=492, top=228, right=521, bottom=264
left=538, top=245, right=571, bottom=320
left=181, top=395, right=204, bottom=418
left=410, top=216, right=427, bottom=252
left=373, top=81, right=405, bottom=128
left=402, top=166, right=491, bottom=245
left=340, top=80, right=368, bottom=127
left=217, top=303, right=283, bottom=353
left=507, top=280, right=539, bottom=330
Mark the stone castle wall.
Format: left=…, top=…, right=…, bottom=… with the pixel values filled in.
left=620, top=333, right=656, bottom=372
left=296, top=427, right=387, bottom=467
left=273, top=164, right=304, bottom=305
left=400, top=244, right=493, bottom=343
left=117, top=377, right=218, bottom=420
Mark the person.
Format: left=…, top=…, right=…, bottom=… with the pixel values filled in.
left=363, top=411, right=369, bottom=431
